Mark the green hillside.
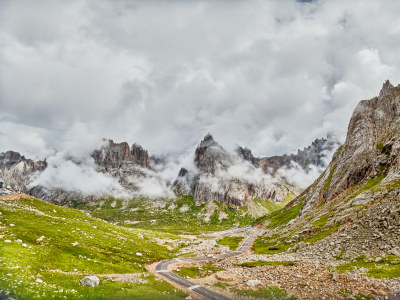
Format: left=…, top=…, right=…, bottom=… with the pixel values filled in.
left=73, top=195, right=292, bottom=235
left=0, top=195, right=186, bottom=299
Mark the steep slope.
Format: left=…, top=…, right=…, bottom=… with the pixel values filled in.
left=255, top=80, right=400, bottom=260
left=174, top=134, right=298, bottom=206
left=300, top=80, right=400, bottom=213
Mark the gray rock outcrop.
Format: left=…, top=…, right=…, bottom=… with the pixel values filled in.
left=80, top=276, right=100, bottom=287
left=0, top=151, right=46, bottom=192
left=91, top=139, right=150, bottom=190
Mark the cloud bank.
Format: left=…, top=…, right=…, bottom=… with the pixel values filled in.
left=1, top=0, right=400, bottom=197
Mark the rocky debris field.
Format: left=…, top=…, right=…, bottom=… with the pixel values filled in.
left=184, top=254, right=400, bottom=300
left=296, top=195, right=400, bottom=260
left=160, top=226, right=400, bottom=300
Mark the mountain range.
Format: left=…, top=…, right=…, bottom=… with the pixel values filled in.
left=0, top=133, right=337, bottom=207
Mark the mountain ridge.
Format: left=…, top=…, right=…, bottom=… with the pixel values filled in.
left=1, top=135, right=337, bottom=206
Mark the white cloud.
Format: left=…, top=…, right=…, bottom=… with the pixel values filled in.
left=1, top=0, right=400, bottom=166
left=30, top=152, right=129, bottom=198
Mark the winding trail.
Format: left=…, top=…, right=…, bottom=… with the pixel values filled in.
left=155, top=227, right=264, bottom=300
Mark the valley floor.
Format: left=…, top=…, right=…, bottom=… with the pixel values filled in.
left=1, top=194, right=400, bottom=300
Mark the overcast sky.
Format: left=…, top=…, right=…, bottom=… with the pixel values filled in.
left=1, top=0, right=400, bottom=160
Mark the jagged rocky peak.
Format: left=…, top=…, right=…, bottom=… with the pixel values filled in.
left=298, top=80, right=400, bottom=213
left=259, top=135, right=339, bottom=174
left=236, top=146, right=258, bottom=166
left=177, top=134, right=298, bottom=206
left=173, top=167, right=197, bottom=195
left=92, top=139, right=149, bottom=169
left=194, top=134, right=232, bottom=175
left=379, top=79, right=395, bottom=98
left=0, top=150, right=46, bottom=191
left=252, top=81, right=400, bottom=261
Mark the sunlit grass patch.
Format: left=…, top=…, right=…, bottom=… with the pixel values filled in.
left=216, top=236, right=244, bottom=250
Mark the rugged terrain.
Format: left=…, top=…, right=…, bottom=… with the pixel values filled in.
left=174, top=134, right=299, bottom=206
left=258, top=135, right=339, bottom=174
left=0, top=151, right=46, bottom=192
left=237, top=81, right=400, bottom=298
left=0, top=133, right=333, bottom=207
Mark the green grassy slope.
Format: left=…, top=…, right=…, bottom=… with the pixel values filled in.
left=0, top=196, right=186, bottom=299
left=74, top=195, right=290, bottom=235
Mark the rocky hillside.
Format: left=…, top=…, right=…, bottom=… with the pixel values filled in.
left=300, top=80, right=400, bottom=213
left=0, top=151, right=46, bottom=192
left=174, top=134, right=298, bottom=206
left=255, top=80, right=400, bottom=260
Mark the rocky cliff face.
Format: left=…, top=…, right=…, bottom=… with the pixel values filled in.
left=92, top=139, right=149, bottom=170
left=298, top=80, right=400, bottom=213
left=0, top=151, right=46, bottom=192
left=92, top=139, right=150, bottom=188
left=0, top=139, right=151, bottom=202
left=175, top=134, right=298, bottom=206
left=258, top=80, right=400, bottom=259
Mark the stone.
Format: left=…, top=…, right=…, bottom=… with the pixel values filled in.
left=215, top=271, right=236, bottom=282
left=4, top=240, right=11, bottom=243
left=136, top=252, right=142, bottom=256
left=80, top=276, right=100, bottom=287
left=71, top=242, right=78, bottom=246
left=246, top=279, right=261, bottom=287
left=36, top=236, right=45, bottom=243
left=35, top=278, right=43, bottom=284
left=390, top=248, right=400, bottom=256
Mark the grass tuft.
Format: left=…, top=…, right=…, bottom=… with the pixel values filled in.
left=216, top=236, right=244, bottom=250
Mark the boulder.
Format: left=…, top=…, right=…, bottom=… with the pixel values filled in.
left=246, top=279, right=261, bottom=287
left=80, top=276, right=100, bottom=287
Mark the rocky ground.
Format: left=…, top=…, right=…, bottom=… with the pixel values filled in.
left=203, top=256, right=400, bottom=300
left=158, top=227, right=400, bottom=300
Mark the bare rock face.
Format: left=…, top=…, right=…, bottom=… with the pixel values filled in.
left=172, top=168, right=197, bottom=195
left=92, top=139, right=149, bottom=170
left=91, top=139, right=150, bottom=189
left=0, top=151, right=46, bottom=192
left=0, top=139, right=152, bottom=202
left=236, top=146, right=258, bottom=167
left=297, top=80, right=400, bottom=214
left=194, top=134, right=233, bottom=175
left=176, top=134, right=297, bottom=206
